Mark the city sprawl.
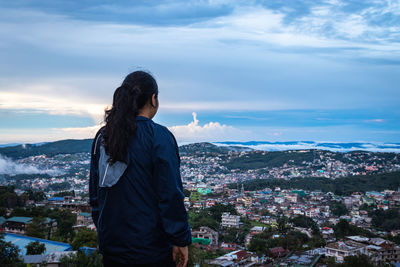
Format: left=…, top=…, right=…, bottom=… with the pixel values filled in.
left=0, top=140, right=400, bottom=266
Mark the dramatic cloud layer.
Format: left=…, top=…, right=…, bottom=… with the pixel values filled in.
left=0, top=0, right=399, bottom=143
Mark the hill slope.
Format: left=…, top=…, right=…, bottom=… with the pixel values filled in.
left=229, top=170, right=400, bottom=195
left=0, top=139, right=93, bottom=159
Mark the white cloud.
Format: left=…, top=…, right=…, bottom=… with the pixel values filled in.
left=301, top=1, right=400, bottom=44
left=0, top=3, right=399, bottom=118
left=364, top=119, right=385, bottom=123
left=168, top=112, right=250, bottom=143
left=1, top=4, right=399, bottom=60
left=0, top=125, right=102, bottom=144
left=0, top=155, right=63, bottom=176
left=0, top=91, right=106, bottom=119
left=0, top=2, right=398, bottom=145
left=0, top=113, right=248, bottom=144
left=55, top=125, right=103, bottom=138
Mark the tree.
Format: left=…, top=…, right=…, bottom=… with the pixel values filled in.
left=0, top=192, right=19, bottom=208
left=248, top=237, right=268, bottom=255
left=14, top=207, right=77, bottom=242
left=370, top=209, right=400, bottom=232
left=189, top=213, right=219, bottom=231
left=260, top=209, right=271, bottom=216
left=183, top=189, right=191, bottom=197
left=0, top=207, right=7, bottom=217
left=330, top=201, right=348, bottom=216
left=26, top=241, right=46, bottom=255
left=71, top=228, right=98, bottom=250
left=291, top=215, right=316, bottom=228
left=54, top=209, right=77, bottom=241
left=0, top=233, right=24, bottom=266
left=188, top=244, right=221, bottom=267
left=279, top=231, right=309, bottom=251
left=206, top=203, right=238, bottom=222
left=277, top=216, right=289, bottom=234
left=248, top=228, right=274, bottom=255
left=338, top=254, right=374, bottom=267
left=359, top=203, right=376, bottom=212
left=54, top=191, right=75, bottom=197
left=25, top=217, right=47, bottom=238
left=59, top=250, right=103, bottom=267
left=188, top=203, right=238, bottom=231
left=221, top=227, right=239, bottom=243
left=24, top=190, right=47, bottom=202
left=333, top=219, right=375, bottom=239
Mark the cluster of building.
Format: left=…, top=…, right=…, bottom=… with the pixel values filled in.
left=1, top=153, right=89, bottom=192
left=186, top=184, right=400, bottom=266
left=180, top=148, right=400, bottom=191
left=1, top=145, right=400, bottom=266
left=0, top=194, right=95, bottom=266
left=189, top=185, right=400, bottom=229
left=326, top=236, right=400, bottom=264
left=3, top=145, right=399, bottom=196
left=0, top=195, right=93, bottom=235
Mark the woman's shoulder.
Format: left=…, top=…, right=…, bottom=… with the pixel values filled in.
left=151, top=122, right=177, bottom=145
left=152, top=122, right=173, bottom=136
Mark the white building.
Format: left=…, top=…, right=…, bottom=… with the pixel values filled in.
left=325, top=240, right=367, bottom=263
left=221, top=212, right=241, bottom=228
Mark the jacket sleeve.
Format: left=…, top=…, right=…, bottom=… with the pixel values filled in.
left=89, top=129, right=102, bottom=228
left=153, top=127, right=192, bottom=247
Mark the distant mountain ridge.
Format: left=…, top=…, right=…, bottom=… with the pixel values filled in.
left=0, top=140, right=251, bottom=159
left=0, top=143, right=21, bottom=148
left=0, top=139, right=92, bottom=159
left=214, top=141, right=400, bottom=153
left=1, top=139, right=399, bottom=159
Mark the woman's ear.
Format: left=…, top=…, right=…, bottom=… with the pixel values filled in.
left=151, top=93, right=158, bottom=108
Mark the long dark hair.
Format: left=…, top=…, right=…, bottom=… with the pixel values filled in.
left=103, top=71, right=158, bottom=164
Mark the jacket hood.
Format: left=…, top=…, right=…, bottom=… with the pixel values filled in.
left=97, top=139, right=128, bottom=188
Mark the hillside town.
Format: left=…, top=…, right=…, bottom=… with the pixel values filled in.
left=1, top=143, right=400, bottom=194
left=0, top=143, right=400, bottom=266
left=1, top=181, right=400, bottom=266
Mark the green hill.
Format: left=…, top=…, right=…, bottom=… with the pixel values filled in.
left=0, top=139, right=93, bottom=159
left=223, top=149, right=320, bottom=170
left=0, top=140, right=251, bottom=159
left=229, top=170, right=400, bottom=195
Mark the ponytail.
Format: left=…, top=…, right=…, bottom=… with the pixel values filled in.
left=103, top=71, right=158, bottom=164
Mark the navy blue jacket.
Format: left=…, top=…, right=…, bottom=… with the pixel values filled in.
left=89, top=115, right=192, bottom=264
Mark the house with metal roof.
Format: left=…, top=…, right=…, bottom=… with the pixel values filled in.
left=275, top=252, right=321, bottom=267
left=76, top=212, right=92, bottom=226
left=4, top=233, right=72, bottom=255
left=3, top=216, right=33, bottom=234
left=3, top=216, right=57, bottom=237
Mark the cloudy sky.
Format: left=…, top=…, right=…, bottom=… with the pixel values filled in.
left=0, top=0, right=399, bottom=144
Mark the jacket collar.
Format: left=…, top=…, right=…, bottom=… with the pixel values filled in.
left=136, top=115, right=151, bottom=121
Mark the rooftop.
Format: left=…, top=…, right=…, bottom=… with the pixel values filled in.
left=326, top=240, right=366, bottom=251
left=6, top=216, right=33, bottom=224
left=4, top=233, right=72, bottom=255
left=279, top=252, right=321, bottom=267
